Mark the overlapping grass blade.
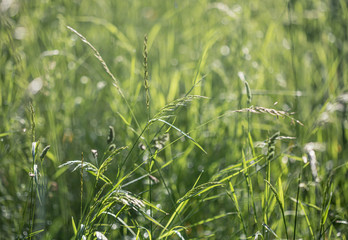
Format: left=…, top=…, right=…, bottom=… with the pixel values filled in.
left=264, top=179, right=288, bottom=239
left=176, top=182, right=223, bottom=204
left=227, top=181, right=247, bottom=236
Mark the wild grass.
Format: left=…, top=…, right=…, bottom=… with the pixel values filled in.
left=1, top=0, right=348, bottom=239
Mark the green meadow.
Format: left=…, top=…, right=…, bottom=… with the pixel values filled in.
left=1, top=0, right=347, bottom=239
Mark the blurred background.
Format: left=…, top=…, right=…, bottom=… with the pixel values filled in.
left=1, top=0, right=347, bottom=239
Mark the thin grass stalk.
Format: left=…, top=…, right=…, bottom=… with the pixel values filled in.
left=149, top=158, right=153, bottom=235
left=318, top=182, right=329, bottom=238
left=30, top=103, right=35, bottom=143
left=159, top=200, right=188, bottom=237
left=102, top=204, right=128, bottom=236
left=143, top=33, right=153, bottom=235
left=28, top=179, right=35, bottom=240
left=80, top=152, right=84, bottom=219
left=67, top=26, right=141, bottom=130
left=263, top=132, right=279, bottom=236
left=153, top=160, right=180, bottom=233
left=147, top=153, right=178, bottom=234
left=119, top=121, right=150, bottom=173
left=28, top=104, right=36, bottom=240
left=243, top=74, right=257, bottom=225
left=159, top=173, right=204, bottom=237
left=287, top=0, right=299, bottom=136
left=242, top=151, right=257, bottom=224
left=179, top=106, right=303, bottom=135
left=152, top=157, right=176, bottom=208
left=264, top=179, right=289, bottom=239
left=298, top=200, right=315, bottom=239
left=263, top=155, right=271, bottom=234
left=318, top=176, right=333, bottom=239
left=293, top=173, right=301, bottom=240
left=175, top=192, right=210, bottom=227
left=227, top=181, right=247, bottom=236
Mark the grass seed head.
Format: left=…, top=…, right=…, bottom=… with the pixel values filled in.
left=40, top=145, right=50, bottom=160
left=107, top=126, right=115, bottom=144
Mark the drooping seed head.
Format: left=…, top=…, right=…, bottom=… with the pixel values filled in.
left=107, top=126, right=115, bottom=144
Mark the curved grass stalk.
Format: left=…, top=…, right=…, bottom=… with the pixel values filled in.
left=67, top=26, right=141, bottom=130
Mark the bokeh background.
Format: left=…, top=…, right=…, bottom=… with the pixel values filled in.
left=1, top=0, right=347, bottom=239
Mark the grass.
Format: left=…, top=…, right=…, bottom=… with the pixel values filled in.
left=1, top=0, right=348, bottom=239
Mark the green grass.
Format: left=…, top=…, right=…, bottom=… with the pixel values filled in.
left=1, top=0, right=348, bottom=239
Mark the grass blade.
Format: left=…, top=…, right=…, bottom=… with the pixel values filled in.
left=227, top=181, right=247, bottom=236
left=242, top=151, right=258, bottom=224
left=264, top=179, right=288, bottom=239
left=72, top=216, right=77, bottom=235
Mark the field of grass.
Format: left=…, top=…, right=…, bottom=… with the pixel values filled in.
left=1, top=0, right=348, bottom=239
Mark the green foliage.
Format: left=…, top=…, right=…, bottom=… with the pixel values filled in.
left=1, top=0, right=348, bottom=239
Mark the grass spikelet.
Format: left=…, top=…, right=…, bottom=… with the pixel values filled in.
left=143, top=34, right=150, bottom=112
left=107, top=126, right=115, bottom=144
left=112, top=190, right=145, bottom=210
left=59, top=160, right=112, bottom=184
left=108, top=143, right=116, bottom=151
left=153, top=95, right=208, bottom=119
left=267, top=132, right=280, bottom=161
left=4, top=2, right=348, bottom=239
left=226, top=106, right=303, bottom=126
left=67, top=26, right=140, bottom=129
left=108, top=190, right=164, bottom=228
left=238, top=71, right=252, bottom=104
left=96, top=146, right=127, bottom=182
left=245, top=80, right=252, bottom=104
left=67, top=26, right=124, bottom=93
left=39, top=145, right=50, bottom=161
left=66, top=26, right=121, bottom=94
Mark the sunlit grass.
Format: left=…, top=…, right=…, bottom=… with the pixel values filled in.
left=1, top=0, right=348, bottom=239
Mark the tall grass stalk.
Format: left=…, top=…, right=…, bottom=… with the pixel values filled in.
left=293, top=173, right=301, bottom=240
left=28, top=104, right=36, bottom=239
left=66, top=26, right=141, bottom=130
left=143, top=34, right=150, bottom=119
left=80, top=152, right=84, bottom=219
